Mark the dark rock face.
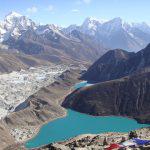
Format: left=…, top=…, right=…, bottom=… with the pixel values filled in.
left=82, top=44, right=150, bottom=82
left=63, top=71, right=150, bottom=123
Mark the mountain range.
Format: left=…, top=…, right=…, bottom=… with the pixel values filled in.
left=64, top=17, right=150, bottom=51
left=0, top=12, right=107, bottom=68
left=0, top=12, right=150, bottom=73
left=0, top=11, right=150, bottom=150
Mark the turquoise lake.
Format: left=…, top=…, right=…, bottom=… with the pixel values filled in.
left=74, top=81, right=93, bottom=89
left=26, top=81, right=150, bottom=149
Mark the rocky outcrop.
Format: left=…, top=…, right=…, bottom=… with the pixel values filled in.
left=81, top=44, right=150, bottom=82
left=39, top=128, right=150, bottom=150
left=63, top=71, right=150, bottom=123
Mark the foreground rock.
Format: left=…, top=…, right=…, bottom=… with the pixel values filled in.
left=63, top=71, right=150, bottom=124
left=39, top=127, right=150, bottom=150
left=0, top=69, right=80, bottom=149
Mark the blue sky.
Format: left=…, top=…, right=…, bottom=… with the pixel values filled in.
left=0, top=0, right=150, bottom=27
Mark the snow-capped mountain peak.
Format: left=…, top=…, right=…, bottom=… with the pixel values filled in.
left=35, top=24, right=62, bottom=36
left=82, top=17, right=100, bottom=29
left=0, top=11, right=37, bottom=41
left=0, top=12, right=150, bottom=52
left=64, top=17, right=150, bottom=51
left=100, top=17, right=126, bottom=34
left=131, top=22, right=150, bottom=33
left=4, top=11, right=36, bottom=30
left=81, top=17, right=107, bottom=30
left=80, top=17, right=104, bottom=35
left=0, top=11, right=65, bottom=42
left=62, top=24, right=79, bottom=35
left=5, top=11, right=22, bottom=20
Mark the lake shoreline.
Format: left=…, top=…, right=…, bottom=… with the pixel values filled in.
left=26, top=109, right=150, bottom=149
left=41, top=127, right=150, bottom=150
left=25, top=81, right=150, bottom=149
left=24, top=108, right=67, bottom=148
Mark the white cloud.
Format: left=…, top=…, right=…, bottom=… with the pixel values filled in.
left=47, top=5, right=54, bottom=12
left=26, top=6, right=38, bottom=14
left=72, top=9, right=80, bottom=13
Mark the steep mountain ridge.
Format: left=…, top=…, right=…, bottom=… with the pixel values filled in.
left=63, top=71, right=150, bottom=123
left=82, top=44, right=150, bottom=82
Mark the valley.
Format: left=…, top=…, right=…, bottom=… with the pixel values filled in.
left=0, top=68, right=81, bottom=150
left=0, top=6, right=149, bottom=150
left=0, top=65, right=68, bottom=119
left=0, top=54, right=149, bottom=150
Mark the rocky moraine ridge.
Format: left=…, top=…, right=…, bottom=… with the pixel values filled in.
left=36, top=128, right=150, bottom=150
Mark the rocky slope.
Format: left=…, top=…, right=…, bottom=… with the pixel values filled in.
left=0, top=123, right=15, bottom=150
left=63, top=71, right=150, bottom=124
left=82, top=43, right=150, bottom=82
left=3, top=27, right=106, bottom=63
left=0, top=48, right=55, bottom=73
left=34, top=127, right=150, bottom=150
left=0, top=69, right=80, bottom=149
